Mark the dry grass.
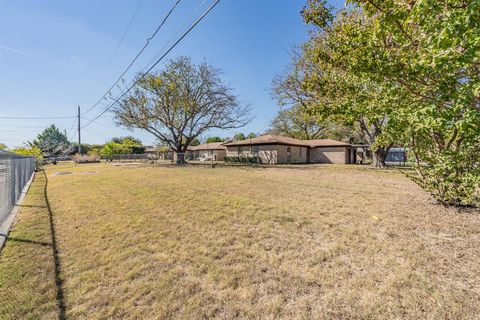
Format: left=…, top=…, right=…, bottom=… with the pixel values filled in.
left=0, top=163, right=479, bottom=319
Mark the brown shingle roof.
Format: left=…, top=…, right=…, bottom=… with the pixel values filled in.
left=188, top=142, right=226, bottom=151
left=223, top=134, right=351, bottom=148
left=304, top=139, right=351, bottom=147
left=223, top=135, right=307, bottom=147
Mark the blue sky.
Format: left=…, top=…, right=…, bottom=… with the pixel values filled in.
left=0, top=0, right=344, bottom=147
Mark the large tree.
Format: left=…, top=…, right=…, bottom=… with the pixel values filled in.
left=32, top=124, right=71, bottom=158
left=269, top=45, right=373, bottom=143
left=296, top=7, right=404, bottom=167
left=114, top=57, right=250, bottom=163
left=302, top=0, right=480, bottom=205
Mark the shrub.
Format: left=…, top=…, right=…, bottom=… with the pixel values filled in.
left=224, top=156, right=262, bottom=164
left=73, top=154, right=100, bottom=164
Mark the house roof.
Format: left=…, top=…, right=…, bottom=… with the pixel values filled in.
left=223, top=135, right=308, bottom=147
left=304, top=139, right=351, bottom=148
left=223, top=134, right=351, bottom=148
left=188, top=142, right=226, bottom=151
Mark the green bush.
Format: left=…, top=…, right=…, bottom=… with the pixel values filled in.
left=224, top=156, right=262, bottom=164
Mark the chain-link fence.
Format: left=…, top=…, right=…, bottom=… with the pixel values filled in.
left=0, top=151, right=36, bottom=226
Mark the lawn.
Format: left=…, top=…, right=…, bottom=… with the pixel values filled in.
left=0, top=163, right=479, bottom=319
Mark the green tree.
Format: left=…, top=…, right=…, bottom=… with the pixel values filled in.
left=101, top=142, right=122, bottom=162
left=271, top=46, right=371, bottom=146
left=112, top=136, right=142, bottom=145
left=113, top=57, right=250, bottom=164
left=108, top=137, right=144, bottom=154
left=205, top=136, right=223, bottom=143
left=11, top=144, right=43, bottom=167
left=233, top=133, right=246, bottom=141
left=190, top=138, right=201, bottom=146
left=88, top=146, right=102, bottom=157
left=247, top=132, right=257, bottom=139
left=32, top=124, right=71, bottom=158
left=0, top=143, right=7, bottom=150
left=269, top=105, right=328, bottom=140
left=302, top=0, right=480, bottom=205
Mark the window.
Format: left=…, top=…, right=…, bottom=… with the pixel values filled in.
left=252, top=145, right=259, bottom=154
left=287, top=146, right=291, bottom=153
left=299, top=147, right=302, bottom=157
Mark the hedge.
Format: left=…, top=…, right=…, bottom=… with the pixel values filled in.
left=224, top=156, right=262, bottom=164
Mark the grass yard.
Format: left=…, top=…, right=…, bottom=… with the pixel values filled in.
left=0, top=163, right=479, bottom=319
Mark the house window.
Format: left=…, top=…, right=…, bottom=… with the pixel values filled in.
left=252, top=145, right=259, bottom=154
left=238, top=146, right=242, bottom=154
left=287, top=146, right=291, bottom=153
left=299, top=147, right=302, bottom=156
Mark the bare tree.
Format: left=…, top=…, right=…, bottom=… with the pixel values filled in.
left=113, top=57, right=250, bottom=163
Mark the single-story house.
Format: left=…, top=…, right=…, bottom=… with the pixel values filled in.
left=223, top=135, right=356, bottom=165
left=187, top=142, right=227, bottom=161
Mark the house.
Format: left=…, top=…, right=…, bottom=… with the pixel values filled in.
left=223, top=134, right=356, bottom=164
left=187, top=142, right=227, bottom=161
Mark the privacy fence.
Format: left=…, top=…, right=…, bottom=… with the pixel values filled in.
left=0, top=151, right=36, bottom=226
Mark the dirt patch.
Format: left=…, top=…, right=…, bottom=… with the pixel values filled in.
left=79, top=171, right=97, bottom=175
left=51, top=172, right=73, bottom=177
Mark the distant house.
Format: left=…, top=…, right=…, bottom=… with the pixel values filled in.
left=223, top=135, right=356, bottom=164
left=144, top=146, right=173, bottom=160
left=188, top=142, right=227, bottom=161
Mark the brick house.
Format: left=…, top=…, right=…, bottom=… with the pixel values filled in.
left=223, top=135, right=356, bottom=165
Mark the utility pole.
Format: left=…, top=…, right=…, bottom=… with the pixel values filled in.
left=78, top=106, right=82, bottom=155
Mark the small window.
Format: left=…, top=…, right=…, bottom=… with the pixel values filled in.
left=252, top=145, right=259, bottom=153
left=299, top=147, right=302, bottom=156
left=287, top=146, right=291, bottom=153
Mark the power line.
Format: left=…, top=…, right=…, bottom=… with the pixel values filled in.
left=81, top=0, right=182, bottom=116
left=140, top=0, right=210, bottom=74
left=0, top=115, right=75, bottom=120
left=65, top=117, right=78, bottom=139
left=79, top=0, right=145, bottom=106
left=81, top=0, right=221, bottom=129
left=0, top=124, right=68, bottom=128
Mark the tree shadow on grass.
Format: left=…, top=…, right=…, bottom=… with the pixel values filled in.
left=42, top=170, right=67, bottom=320
left=1, top=171, right=67, bottom=319
left=1, top=235, right=52, bottom=247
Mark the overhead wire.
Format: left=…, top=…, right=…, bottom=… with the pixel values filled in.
left=81, top=0, right=182, bottom=116
left=0, top=115, right=75, bottom=120
left=140, top=0, right=210, bottom=74
left=79, top=0, right=145, bottom=106
left=81, top=0, right=221, bottom=129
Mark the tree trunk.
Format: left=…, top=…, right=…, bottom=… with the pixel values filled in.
left=371, top=147, right=389, bottom=168
left=175, top=151, right=185, bottom=164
